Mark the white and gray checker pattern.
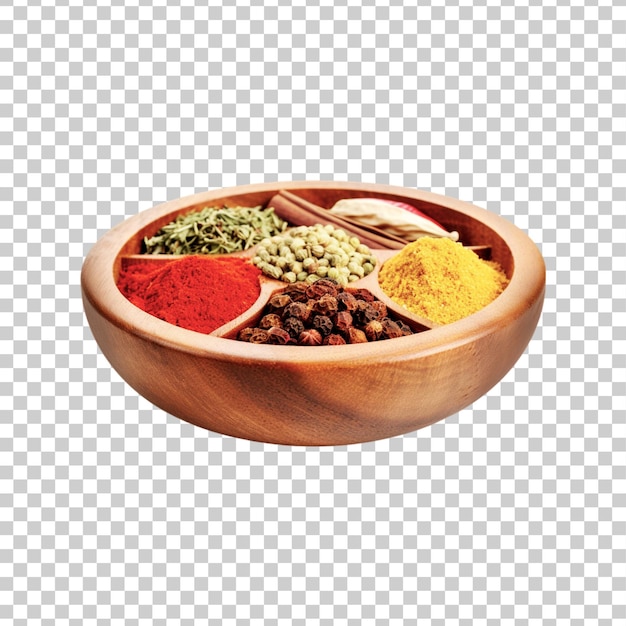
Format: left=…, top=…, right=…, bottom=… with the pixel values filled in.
left=3, top=2, right=625, bottom=624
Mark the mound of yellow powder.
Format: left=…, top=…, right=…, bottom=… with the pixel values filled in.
left=378, top=237, right=509, bottom=325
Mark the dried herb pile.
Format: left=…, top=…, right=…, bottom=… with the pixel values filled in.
left=237, top=278, right=415, bottom=346
left=143, top=205, right=287, bottom=255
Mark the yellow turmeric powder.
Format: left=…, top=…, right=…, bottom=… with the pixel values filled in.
left=378, top=237, right=509, bottom=325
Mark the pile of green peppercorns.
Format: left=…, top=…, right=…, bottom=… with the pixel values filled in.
left=251, top=224, right=377, bottom=286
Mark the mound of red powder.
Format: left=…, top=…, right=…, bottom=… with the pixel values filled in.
left=117, top=255, right=262, bottom=334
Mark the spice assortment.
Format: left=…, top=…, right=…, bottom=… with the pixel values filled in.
left=236, top=279, right=415, bottom=345
left=251, top=223, right=377, bottom=285
left=378, top=237, right=509, bottom=325
left=143, top=205, right=287, bottom=255
left=84, top=181, right=545, bottom=445
left=116, top=193, right=511, bottom=338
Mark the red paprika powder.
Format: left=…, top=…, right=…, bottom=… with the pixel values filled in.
left=117, top=255, right=262, bottom=334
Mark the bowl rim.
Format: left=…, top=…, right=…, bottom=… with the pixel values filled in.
left=81, top=181, right=546, bottom=366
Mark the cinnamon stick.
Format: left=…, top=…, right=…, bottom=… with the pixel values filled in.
left=281, top=190, right=410, bottom=248
left=267, top=191, right=406, bottom=250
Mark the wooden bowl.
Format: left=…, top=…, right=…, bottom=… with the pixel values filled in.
left=81, top=181, right=545, bottom=446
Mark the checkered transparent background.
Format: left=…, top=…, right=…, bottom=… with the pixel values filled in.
left=2, top=1, right=625, bottom=624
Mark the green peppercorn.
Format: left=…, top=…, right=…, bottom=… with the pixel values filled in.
left=310, top=244, right=325, bottom=258
left=302, top=257, right=318, bottom=273
left=263, top=264, right=283, bottom=280
left=257, top=249, right=271, bottom=262
left=294, top=248, right=308, bottom=262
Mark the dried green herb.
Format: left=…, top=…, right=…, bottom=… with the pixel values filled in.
left=143, top=206, right=288, bottom=255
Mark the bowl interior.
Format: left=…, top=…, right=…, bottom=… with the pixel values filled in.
left=110, top=183, right=517, bottom=346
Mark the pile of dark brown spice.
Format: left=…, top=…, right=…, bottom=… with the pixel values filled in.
left=237, top=278, right=416, bottom=346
